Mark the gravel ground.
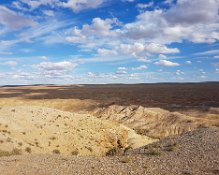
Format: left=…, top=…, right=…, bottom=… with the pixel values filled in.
left=0, top=127, right=218, bottom=175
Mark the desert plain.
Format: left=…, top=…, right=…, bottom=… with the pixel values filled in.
left=0, top=83, right=218, bottom=175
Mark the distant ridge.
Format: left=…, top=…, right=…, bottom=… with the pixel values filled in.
left=1, top=81, right=219, bottom=87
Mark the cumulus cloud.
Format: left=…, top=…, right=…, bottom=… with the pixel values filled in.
left=124, top=0, right=219, bottom=44
left=144, top=43, right=179, bottom=54
left=36, top=61, right=76, bottom=71
left=96, top=42, right=179, bottom=60
left=35, top=61, right=77, bottom=78
left=155, top=60, right=180, bottom=67
left=66, top=18, right=119, bottom=44
left=65, top=0, right=219, bottom=61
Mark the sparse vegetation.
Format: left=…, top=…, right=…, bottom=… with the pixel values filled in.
left=25, top=147, right=31, bottom=153
left=52, top=149, right=60, bottom=154
left=124, top=146, right=133, bottom=153
left=35, top=142, right=39, bottom=147
left=164, top=142, right=178, bottom=152
left=49, top=136, right=56, bottom=140
left=85, top=146, right=93, bottom=152
left=71, top=150, right=79, bottom=156
left=120, top=157, right=132, bottom=163
left=146, top=149, right=162, bottom=156
left=106, top=147, right=123, bottom=156
left=0, top=148, right=21, bottom=157
left=6, top=137, right=11, bottom=142
left=18, top=142, right=23, bottom=146
left=182, top=172, right=192, bottom=175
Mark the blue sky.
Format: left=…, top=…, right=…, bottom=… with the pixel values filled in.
left=0, top=0, right=219, bottom=84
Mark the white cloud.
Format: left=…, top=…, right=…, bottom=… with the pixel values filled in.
left=122, top=0, right=135, bottom=2
left=16, top=0, right=106, bottom=12
left=18, top=0, right=58, bottom=9
left=40, top=56, right=48, bottom=60
left=137, top=58, right=149, bottom=62
left=136, top=2, right=154, bottom=9
left=214, top=55, right=219, bottom=59
left=159, top=54, right=167, bottom=59
left=36, top=61, right=76, bottom=71
left=117, top=67, right=128, bottom=71
left=2, top=61, right=18, bottom=67
left=200, top=75, right=207, bottom=79
left=144, top=43, right=179, bottom=54
left=116, top=70, right=128, bottom=75
left=61, top=0, right=105, bottom=12
left=194, top=49, right=219, bottom=56
left=132, top=65, right=148, bottom=71
left=97, top=48, right=118, bottom=56
left=163, top=0, right=174, bottom=4
left=95, top=42, right=179, bottom=60
left=12, top=72, right=35, bottom=80
left=124, top=0, right=219, bottom=44
left=155, top=60, right=180, bottom=67
left=63, top=0, right=219, bottom=66
left=175, top=70, right=184, bottom=75
left=42, top=10, right=55, bottom=17
left=186, top=60, right=192, bottom=64
left=0, top=5, right=35, bottom=30
left=66, top=17, right=119, bottom=47
left=34, top=61, right=77, bottom=79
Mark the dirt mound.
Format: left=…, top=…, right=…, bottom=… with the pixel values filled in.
left=0, top=127, right=218, bottom=175
left=0, top=106, right=155, bottom=156
left=92, top=105, right=219, bottom=139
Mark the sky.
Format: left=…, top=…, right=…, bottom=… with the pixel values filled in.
left=0, top=0, right=219, bottom=85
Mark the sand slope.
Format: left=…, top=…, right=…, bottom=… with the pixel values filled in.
left=0, top=106, right=155, bottom=156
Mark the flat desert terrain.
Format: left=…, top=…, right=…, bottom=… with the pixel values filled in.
left=0, top=83, right=218, bottom=174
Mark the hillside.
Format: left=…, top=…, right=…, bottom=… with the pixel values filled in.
left=92, top=105, right=219, bottom=139
left=0, top=106, right=155, bottom=156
